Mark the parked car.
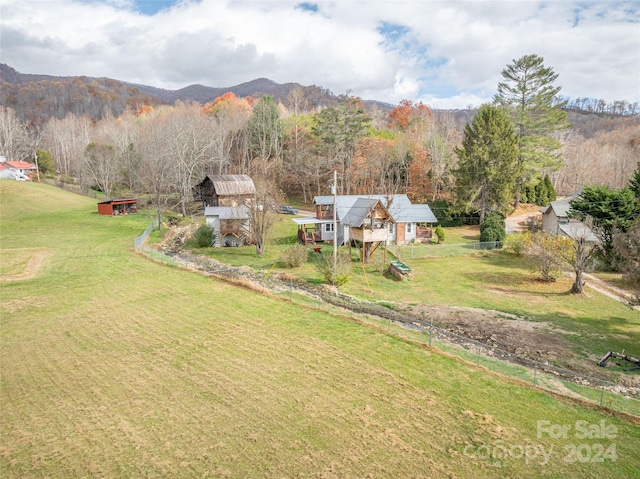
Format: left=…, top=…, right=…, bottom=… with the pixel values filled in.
left=278, top=205, right=298, bottom=215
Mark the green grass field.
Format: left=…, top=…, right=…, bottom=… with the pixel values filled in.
left=1, top=181, right=639, bottom=478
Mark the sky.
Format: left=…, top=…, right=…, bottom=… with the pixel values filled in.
left=1, top=0, right=638, bottom=109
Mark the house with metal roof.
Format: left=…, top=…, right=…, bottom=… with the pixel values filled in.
left=293, top=194, right=437, bottom=247
left=0, top=156, right=38, bottom=181
left=541, top=193, right=598, bottom=243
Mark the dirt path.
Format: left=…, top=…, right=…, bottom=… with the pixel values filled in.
left=581, top=273, right=640, bottom=310
left=0, top=249, right=50, bottom=281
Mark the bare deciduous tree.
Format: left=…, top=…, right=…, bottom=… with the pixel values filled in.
left=0, top=106, right=30, bottom=161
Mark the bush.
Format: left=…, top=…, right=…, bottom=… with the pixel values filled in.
left=280, top=244, right=308, bottom=268
left=164, top=212, right=181, bottom=227
left=480, top=212, right=506, bottom=245
left=430, top=200, right=480, bottom=227
left=314, top=251, right=352, bottom=286
left=194, top=224, right=214, bottom=247
left=434, top=225, right=445, bottom=244
left=522, top=230, right=571, bottom=282
left=504, top=232, right=528, bottom=255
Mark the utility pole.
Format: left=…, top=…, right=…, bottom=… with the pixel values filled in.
left=333, top=169, right=337, bottom=267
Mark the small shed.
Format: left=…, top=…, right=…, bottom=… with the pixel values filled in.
left=97, top=198, right=138, bottom=216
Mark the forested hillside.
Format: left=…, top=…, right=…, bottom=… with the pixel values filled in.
left=1, top=61, right=638, bottom=216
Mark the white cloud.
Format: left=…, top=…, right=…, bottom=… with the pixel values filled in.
left=0, top=0, right=638, bottom=109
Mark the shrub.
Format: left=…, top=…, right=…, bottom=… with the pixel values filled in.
left=164, top=212, right=181, bottom=227
left=434, top=225, right=445, bottom=244
left=522, top=230, right=571, bottom=281
left=504, top=232, right=528, bottom=255
left=313, top=251, right=352, bottom=286
left=280, top=244, right=308, bottom=268
left=194, top=224, right=214, bottom=248
left=480, top=212, right=506, bottom=245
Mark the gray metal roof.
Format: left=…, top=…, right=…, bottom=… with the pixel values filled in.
left=314, top=194, right=437, bottom=224
left=542, top=200, right=571, bottom=218
left=341, top=198, right=382, bottom=227
left=558, top=222, right=599, bottom=242
left=207, top=175, right=256, bottom=196
left=204, top=206, right=249, bottom=220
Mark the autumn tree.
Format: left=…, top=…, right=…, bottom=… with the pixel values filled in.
left=137, top=114, right=179, bottom=231
left=454, top=104, right=519, bottom=223
left=203, top=92, right=252, bottom=175
left=613, top=217, right=640, bottom=286
left=0, top=106, right=30, bottom=161
left=44, top=113, right=90, bottom=177
left=246, top=179, right=280, bottom=256
left=559, top=218, right=600, bottom=294
left=247, top=95, right=284, bottom=179
left=82, top=142, right=120, bottom=200
left=493, top=54, right=569, bottom=208
left=282, top=112, right=315, bottom=202
left=348, top=135, right=406, bottom=195
left=522, top=230, right=572, bottom=282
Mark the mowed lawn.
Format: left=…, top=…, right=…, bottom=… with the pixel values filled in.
left=1, top=182, right=639, bottom=478
left=197, top=215, right=640, bottom=378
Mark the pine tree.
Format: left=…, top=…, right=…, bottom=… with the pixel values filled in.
left=454, top=104, right=519, bottom=224
left=629, top=162, right=640, bottom=201
left=544, top=174, right=556, bottom=202
left=493, top=54, right=569, bottom=208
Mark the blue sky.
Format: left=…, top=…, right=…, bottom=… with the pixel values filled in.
left=1, top=0, right=638, bottom=108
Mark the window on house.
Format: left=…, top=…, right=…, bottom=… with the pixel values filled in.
left=325, top=223, right=334, bottom=233
left=407, top=222, right=413, bottom=234
left=389, top=223, right=395, bottom=235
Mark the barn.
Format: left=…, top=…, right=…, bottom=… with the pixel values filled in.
left=97, top=199, right=138, bottom=216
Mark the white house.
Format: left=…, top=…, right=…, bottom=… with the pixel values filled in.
left=293, top=194, right=438, bottom=246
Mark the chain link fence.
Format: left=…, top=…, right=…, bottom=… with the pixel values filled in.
left=133, top=221, right=639, bottom=418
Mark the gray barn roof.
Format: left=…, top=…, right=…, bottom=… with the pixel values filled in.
left=207, top=175, right=256, bottom=196
left=204, top=206, right=249, bottom=219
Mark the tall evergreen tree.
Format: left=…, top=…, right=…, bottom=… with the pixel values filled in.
left=454, top=104, right=519, bottom=223
left=629, top=162, right=640, bottom=202
left=311, top=96, right=371, bottom=194
left=493, top=54, right=569, bottom=208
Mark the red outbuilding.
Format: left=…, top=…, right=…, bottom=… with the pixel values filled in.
left=97, top=198, right=138, bottom=216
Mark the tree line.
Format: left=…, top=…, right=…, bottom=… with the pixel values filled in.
left=1, top=55, right=638, bottom=224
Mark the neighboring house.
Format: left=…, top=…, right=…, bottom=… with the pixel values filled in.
left=0, top=156, right=38, bottom=180
left=541, top=193, right=597, bottom=242
left=193, top=175, right=257, bottom=247
left=541, top=200, right=571, bottom=234
left=293, top=194, right=438, bottom=247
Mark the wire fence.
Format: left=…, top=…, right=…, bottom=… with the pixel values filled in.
left=132, top=220, right=639, bottom=418
left=388, top=241, right=504, bottom=260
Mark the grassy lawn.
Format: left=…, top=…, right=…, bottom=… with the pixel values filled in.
left=191, top=214, right=640, bottom=378
left=2, top=182, right=639, bottom=478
